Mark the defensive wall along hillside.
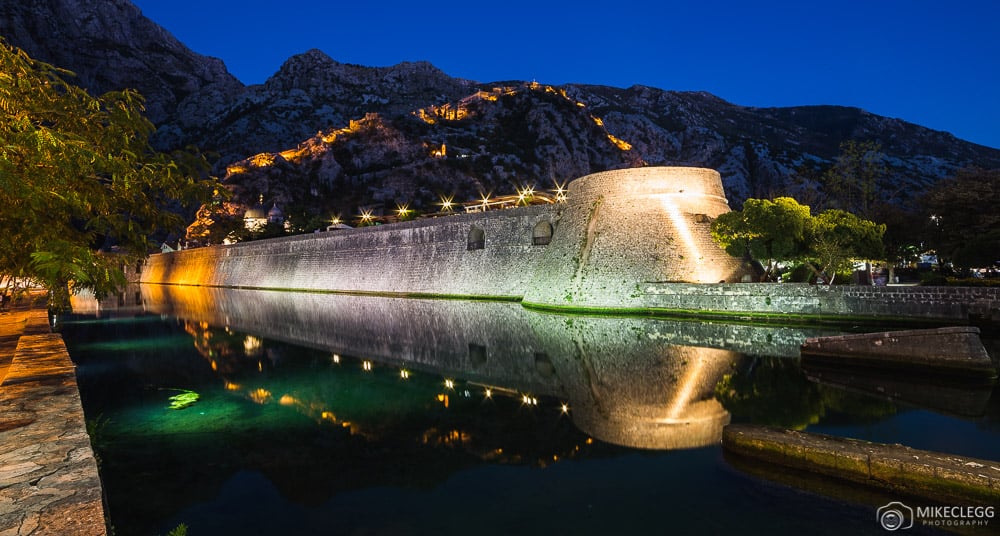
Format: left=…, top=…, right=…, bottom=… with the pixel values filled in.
left=141, top=166, right=1000, bottom=325
left=142, top=167, right=748, bottom=300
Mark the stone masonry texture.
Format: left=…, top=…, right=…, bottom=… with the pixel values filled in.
left=0, top=309, right=106, bottom=536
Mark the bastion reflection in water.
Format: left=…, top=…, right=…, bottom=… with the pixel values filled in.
left=140, top=285, right=834, bottom=450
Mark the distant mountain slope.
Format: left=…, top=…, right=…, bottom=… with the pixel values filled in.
left=563, top=84, right=1000, bottom=202
left=0, top=0, right=243, bottom=125
left=4, top=0, right=999, bottom=223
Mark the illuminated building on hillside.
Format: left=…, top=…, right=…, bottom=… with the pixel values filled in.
left=244, top=195, right=286, bottom=231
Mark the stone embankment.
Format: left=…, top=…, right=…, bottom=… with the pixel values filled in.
left=631, top=283, right=1000, bottom=327
left=0, top=299, right=106, bottom=536
left=722, top=424, right=1000, bottom=506
left=800, top=326, right=997, bottom=381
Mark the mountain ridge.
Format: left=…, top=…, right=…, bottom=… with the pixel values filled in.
left=3, top=0, right=999, bottom=238
left=0, top=0, right=243, bottom=124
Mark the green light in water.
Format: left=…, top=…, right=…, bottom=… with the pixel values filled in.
left=164, top=389, right=200, bottom=410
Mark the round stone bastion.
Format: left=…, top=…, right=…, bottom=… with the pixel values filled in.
left=523, top=166, right=748, bottom=309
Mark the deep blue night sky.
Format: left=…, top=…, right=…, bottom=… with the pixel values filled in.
left=132, top=0, right=1000, bottom=149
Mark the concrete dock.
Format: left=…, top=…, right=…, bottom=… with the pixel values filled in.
left=723, top=423, right=1000, bottom=506
left=0, top=296, right=106, bottom=536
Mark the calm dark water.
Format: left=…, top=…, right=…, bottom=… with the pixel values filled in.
left=59, top=287, right=999, bottom=535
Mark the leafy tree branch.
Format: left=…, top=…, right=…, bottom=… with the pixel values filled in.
left=0, top=40, right=219, bottom=307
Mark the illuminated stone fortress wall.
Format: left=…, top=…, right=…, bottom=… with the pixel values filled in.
left=521, top=167, right=745, bottom=308
left=144, top=204, right=556, bottom=299
left=143, top=167, right=747, bottom=303
left=141, top=166, right=999, bottom=325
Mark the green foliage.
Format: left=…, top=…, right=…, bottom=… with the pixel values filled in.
left=0, top=40, right=218, bottom=307
left=287, top=212, right=333, bottom=234
left=165, top=524, right=188, bottom=536
left=816, top=385, right=897, bottom=421
left=712, top=197, right=885, bottom=284
left=791, top=141, right=921, bottom=276
left=942, top=277, right=1000, bottom=287
left=711, top=197, right=813, bottom=281
left=85, top=413, right=112, bottom=459
left=811, top=209, right=885, bottom=283
left=785, top=264, right=813, bottom=283
left=919, top=271, right=948, bottom=286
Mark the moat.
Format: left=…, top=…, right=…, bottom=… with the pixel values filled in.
left=60, top=287, right=1000, bottom=535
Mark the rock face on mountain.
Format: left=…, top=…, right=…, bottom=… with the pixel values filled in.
left=5, top=0, right=1000, bottom=234
left=0, top=0, right=243, bottom=125
left=208, top=83, right=641, bottom=231
left=564, top=84, right=1000, bottom=202
left=155, top=49, right=477, bottom=164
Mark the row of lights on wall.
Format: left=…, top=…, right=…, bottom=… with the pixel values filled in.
left=329, top=182, right=569, bottom=226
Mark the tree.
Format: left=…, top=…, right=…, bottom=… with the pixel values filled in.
left=712, top=197, right=885, bottom=284
left=0, top=40, right=218, bottom=307
left=711, top=197, right=813, bottom=281
left=869, top=203, right=923, bottom=283
left=821, top=140, right=887, bottom=219
left=808, top=209, right=885, bottom=284
left=920, top=167, right=1000, bottom=270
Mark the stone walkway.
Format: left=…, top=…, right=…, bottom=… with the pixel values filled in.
left=0, top=297, right=107, bottom=536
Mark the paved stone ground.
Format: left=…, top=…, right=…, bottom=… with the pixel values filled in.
left=0, top=297, right=106, bottom=536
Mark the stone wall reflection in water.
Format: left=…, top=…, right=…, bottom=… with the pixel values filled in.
left=140, top=285, right=837, bottom=449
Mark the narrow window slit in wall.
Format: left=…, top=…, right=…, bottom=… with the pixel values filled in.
left=468, top=226, right=485, bottom=250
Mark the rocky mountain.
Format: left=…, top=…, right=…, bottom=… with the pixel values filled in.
left=5, top=0, right=1000, bottom=239
left=203, top=82, right=641, bottom=233
left=565, top=84, right=1000, bottom=202
left=154, top=49, right=478, bottom=165
left=0, top=0, right=243, bottom=125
